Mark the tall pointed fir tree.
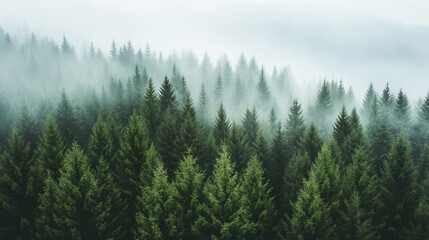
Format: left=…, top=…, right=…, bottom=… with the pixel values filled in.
left=301, top=122, right=323, bottom=164
left=314, top=79, right=334, bottom=136
left=240, top=155, right=276, bottom=239
left=342, top=108, right=366, bottom=166
left=213, top=103, right=230, bottom=146
left=332, top=106, right=352, bottom=167
left=340, top=147, right=379, bottom=240
left=379, top=133, right=418, bottom=240
left=135, top=163, right=175, bottom=240
left=380, top=83, right=394, bottom=118
left=370, top=116, right=393, bottom=176
left=159, top=76, right=178, bottom=118
left=87, top=116, right=113, bottom=171
left=362, top=82, right=377, bottom=126
left=56, top=89, right=77, bottom=147
left=170, top=154, right=205, bottom=239
left=197, top=84, right=210, bottom=134
left=0, top=128, right=36, bottom=240
left=116, top=112, right=149, bottom=239
left=36, top=144, right=102, bottom=240
left=268, top=107, right=278, bottom=138
left=34, top=115, right=65, bottom=183
left=195, top=146, right=244, bottom=239
left=214, top=73, right=223, bottom=103
left=257, top=67, right=271, bottom=105
left=270, top=123, right=287, bottom=212
left=285, top=99, right=306, bottom=156
left=233, top=76, right=244, bottom=111
left=142, top=78, right=160, bottom=143
left=18, top=103, right=38, bottom=155
left=394, top=89, right=411, bottom=133
left=242, top=106, right=259, bottom=152
left=228, top=122, right=248, bottom=173
left=177, top=95, right=202, bottom=160
left=156, top=108, right=179, bottom=178
left=131, top=65, right=143, bottom=110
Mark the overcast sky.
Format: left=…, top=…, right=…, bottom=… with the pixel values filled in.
left=1, top=0, right=429, bottom=100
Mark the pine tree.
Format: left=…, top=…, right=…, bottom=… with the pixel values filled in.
left=170, top=154, right=205, bottom=239
left=362, top=82, right=377, bottom=125
left=240, top=155, right=276, bottom=239
left=214, top=73, right=223, bottom=102
left=213, top=103, right=230, bottom=146
left=34, top=115, right=65, bottom=182
left=37, top=144, right=100, bottom=240
left=197, top=84, right=210, bottom=133
left=255, top=131, right=270, bottom=180
left=201, top=133, right=218, bottom=173
left=394, top=89, right=411, bottom=132
left=333, top=106, right=350, bottom=148
left=379, top=133, right=418, bottom=240
left=343, top=108, right=366, bottom=166
left=233, top=76, right=244, bottom=110
left=110, top=40, right=118, bottom=59
left=18, top=103, right=38, bottom=155
left=257, top=67, right=271, bottom=105
left=314, top=79, right=334, bottom=135
left=242, top=106, right=259, bottom=152
left=56, top=90, right=77, bottom=147
left=285, top=99, right=305, bottom=156
left=340, top=147, right=379, bottom=240
left=196, top=146, right=244, bottom=239
left=370, top=116, right=393, bottom=175
left=116, top=112, right=149, bottom=239
left=268, top=107, right=277, bottom=137
left=0, top=128, right=36, bottom=239
left=135, top=163, right=175, bottom=240
left=87, top=116, right=113, bottom=171
left=142, top=78, right=160, bottom=143
left=159, top=76, right=178, bottom=118
left=301, top=122, right=323, bottom=164
left=131, top=65, right=143, bottom=110
left=156, top=108, right=179, bottom=178
left=228, top=122, right=248, bottom=173
left=270, top=123, right=287, bottom=210
left=177, top=96, right=202, bottom=159
left=380, top=83, right=394, bottom=118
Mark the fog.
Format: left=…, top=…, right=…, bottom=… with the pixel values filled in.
left=2, top=0, right=429, bottom=100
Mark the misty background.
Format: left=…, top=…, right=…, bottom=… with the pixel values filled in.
left=2, top=0, right=429, bottom=101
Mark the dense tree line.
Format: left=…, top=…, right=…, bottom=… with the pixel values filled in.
left=0, top=28, right=429, bottom=239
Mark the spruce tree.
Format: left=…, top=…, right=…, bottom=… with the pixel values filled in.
left=142, top=78, right=160, bottom=143
left=177, top=96, right=202, bottom=159
left=228, top=122, right=248, bottom=173
left=34, top=115, right=65, bottom=182
left=380, top=82, right=394, bottom=118
left=37, top=144, right=100, bottom=240
left=285, top=99, right=305, bottom=156
left=257, top=67, right=271, bottom=104
left=135, top=163, right=175, bottom=240
left=196, top=146, right=244, bottom=239
left=333, top=106, right=350, bottom=148
left=156, top=108, right=179, bottom=178
left=240, top=155, right=276, bottom=239
left=213, top=103, right=230, bottom=146
left=301, top=122, right=323, bottom=164
left=269, top=123, right=286, bottom=208
left=56, top=90, right=77, bottom=147
left=159, top=76, right=178, bottom=118
left=379, top=133, right=418, bottom=240
left=242, top=106, right=259, bottom=152
left=170, top=154, right=205, bottom=239
left=370, top=116, right=393, bottom=176
left=314, top=79, right=334, bottom=135
left=87, top=116, right=113, bottom=171
left=116, top=112, right=149, bottom=239
left=18, top=103, right=38, bottom=155
left=214, top=73, right=223, bottom=102
left=362, top=82, right=377, bottom=125
left=394, top=89, right=411, bottom=132
left=197, top=84, right=210, bottom=133
left=0, top=128, right=36, bottom=240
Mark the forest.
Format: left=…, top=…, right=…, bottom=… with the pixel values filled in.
left=0, top=27, right=428, bottom=240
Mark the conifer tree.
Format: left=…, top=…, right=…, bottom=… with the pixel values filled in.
left=110, top=40, right=118, bottom=59
left=116, top=112, right=149, bottom=238
left=0, top=128, right=36, bottom=240
left=370, top=116, right=393, bottom=175
left=34, top=115, right=65, bottom=182
left=394, top=89, right=411, bottom=132
left=37, top=144, right=100, bottom=240
left=240, top=155, right=276, bottom=239
left=56, top=90, right=77, bottom=147
left=159, top=76, right=178, bottom=118
left=380, top=83, right=394, bottom=117
left=18, top=103, right=38, bottom=155
left=177, top=95, right=202, bottom=159
left=135, top=163, right=175, bottom=240
left=314, top=79, right=334, bottom=135
left=197, top=84, right=210, bottom=133
left=301, top=122, right=323, bottom=163
left=88, top=116, right=113, bottom=171
left=105, top=109, right=122, bottom=160
left=170, top=154, right=205, bottom=239
left=333, top=106, right=350, bottom=148
left=343, top=108, right=366, bottom=166
left=257, top=67, right=271, bottom=105
left=201, top=133, right=218, bottom=173
left=340, top=147, right=379, bottom=240
left=255, top=131, right=270, bottom=180
left=285, top=99, right=305, bottom=156
left=379, top=133, right=418, bottom=240
left=228, top=122, right=248, bottom=173
left=213, top=103, right=230, bottom=146
left=142, top=78, right=160, bottom=143
left=242, top=106, right=259, bottom=152
left=196, top=146, right=244, bottom=239
left=362, top=82, right=377, bottom=124
left=268, top=107, right=277, bottom=137
left=214, top=73, right=223, bottom=102
left=233, top=76, right=244, bottom=110
left=156, top=108, right=179, bottom=178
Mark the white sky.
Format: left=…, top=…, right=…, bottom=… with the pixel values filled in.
left=1, top=0, right=429, bottom=100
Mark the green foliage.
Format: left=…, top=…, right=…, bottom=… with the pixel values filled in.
left=56, top=90, right=77, bottom=147
left=314, top=80, right=334, bottom=135
left=159, top=76, right=178, bottom=118
left=242, top=106, right=259, bottom=152
left=301, top=122, right=323, bottom=164
left=0, top=128, right=35, bottom=239
left=228, top=122, right=248, bottom=173
left=213, top=103, right=230, bottom=146
left=257, top=67, right=270, bottom=104
left=379, top=133, right=418, bottom=240
left=142, top=78, right=160, bottom=143
left=88, top=116, right=113, bottom=171
left=285, top=99, right=305, bottom=156
left=156, top=108, right=179, bottom=178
